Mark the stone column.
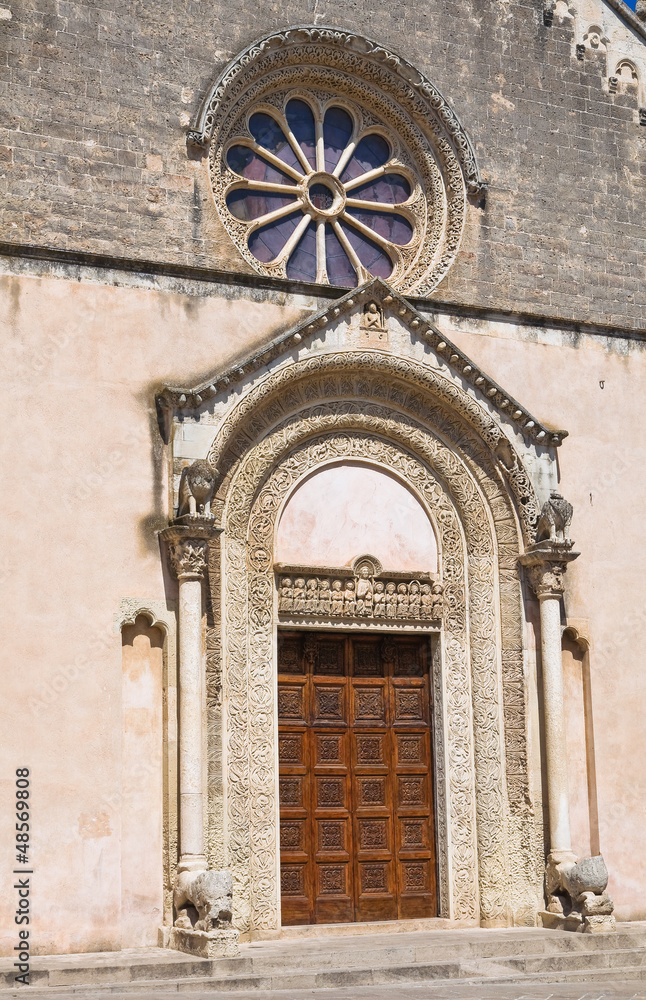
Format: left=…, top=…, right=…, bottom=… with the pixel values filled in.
left=161, top=523, right=217, bottom=874
left=520, top=542, right=579, bottom=863
left=159, top=463, right=239, bottom=958
left=520, top=535, right=614, bottom=932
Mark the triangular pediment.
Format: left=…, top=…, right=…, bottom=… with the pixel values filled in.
left=157, top=279, right=566, bottom=449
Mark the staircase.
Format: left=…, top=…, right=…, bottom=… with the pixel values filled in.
left=2, top=922, right=645, bottom=994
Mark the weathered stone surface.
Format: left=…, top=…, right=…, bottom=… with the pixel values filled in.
left=168, top=926, right=240, bottom=958
left=566, top=856, right=610, bottom=897
left=1, top=0, right=646, bottom=328
left=173, top=869, right=234, bottom=933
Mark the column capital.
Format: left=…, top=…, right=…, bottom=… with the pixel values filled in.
left=519, top=541, right=579, bottom=599
left=160, top=522, right=221, bottom=581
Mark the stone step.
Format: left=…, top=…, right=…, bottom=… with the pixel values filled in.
left=2, top=925, right=645, bottom=993
left=6, top=951, right=646, bottom=994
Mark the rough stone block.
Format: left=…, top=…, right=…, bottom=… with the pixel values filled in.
left=168, top=926, right=240, bottom=958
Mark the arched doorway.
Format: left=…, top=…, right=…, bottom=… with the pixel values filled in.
left=274, top=460, right=441, bottom=924
left=204, top=344, right=540, bottom=934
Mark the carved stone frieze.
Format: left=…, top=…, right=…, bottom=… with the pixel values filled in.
left=276, top=562, right=444, bottom=623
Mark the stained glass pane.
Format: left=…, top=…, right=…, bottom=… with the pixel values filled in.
left=325, top=224, right=357, bottom=287
left=339, top=220, right=393, bottom=278
left=345, top=208, right=413, bottom=246
left=286, top=221, right=317, bottom=282
left=340, top=133, right=391, bottom=183
left=248, top=211, right=302, bottom=263
left=350, top=172, right=411, bottom=204
left=248, top=112, right=302, bottom=172
left=226, top=145, right=296, bottom=185
left=323, top=106, right=353, bottom=172
left=226, top=188, right=299, bottom=222
left=285, top=99, right=316, bottom=169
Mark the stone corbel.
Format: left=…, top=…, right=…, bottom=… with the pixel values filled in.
left=520, top=493, right=614, bottom=933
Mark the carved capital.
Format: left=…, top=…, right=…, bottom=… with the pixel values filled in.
left=160, top=524, right=221, bottom=581
left=519, top=541, right=580, bottom=599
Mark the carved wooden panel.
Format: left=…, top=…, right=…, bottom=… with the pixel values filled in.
left=355, top=734, right=385, bottom=765
left=280, top=821, right=305, bottom=851
left=279, top=631, right=437, bottom=924
left=278, top=635, right=304, bottom=674
left=314, top=686, right=345, bottom=723
left=279, top=776, right=303, bottom=807
left=278, top=687, right=305, bottom=722
left=354, top=686, right=386, bottom=722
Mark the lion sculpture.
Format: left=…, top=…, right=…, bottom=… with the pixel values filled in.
left=173, top=869, right=233, bottom=932
left=177, top=460, right=218, bottom=518
left=536, top=490, right=573, bottom=544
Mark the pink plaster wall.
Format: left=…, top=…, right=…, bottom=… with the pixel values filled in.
left=2, top=268, right=646, bottom=957
left=446, top=319, right=646, bottom=920
left=0, top=272, right=307, bottom=956
left=275, top=462, right=438, bottom=572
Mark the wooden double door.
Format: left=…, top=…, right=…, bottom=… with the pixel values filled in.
left=278, top=630, right=438, bottom=925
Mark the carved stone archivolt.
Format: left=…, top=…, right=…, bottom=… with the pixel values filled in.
left=191, top=27, right=485, bottom=294
left=206, top=350, right=542, bottom=543
left=202, top=351, right=541, bottom=933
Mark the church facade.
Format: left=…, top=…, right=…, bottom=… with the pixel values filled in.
left=2, top=0, right=646, bottom=957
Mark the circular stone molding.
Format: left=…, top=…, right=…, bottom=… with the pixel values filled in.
left=189, top=27, right=485, bottom=295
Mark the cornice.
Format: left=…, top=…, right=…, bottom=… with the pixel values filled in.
left=593, top=0, right=646, bottom=44
left=156, top=277, right=568, bottom=448
left=2, top=242, right=645, bottom=343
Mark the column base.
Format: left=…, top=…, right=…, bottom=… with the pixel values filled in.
left=178, top=854, right=208, bottom=874
left=169, top=926, right=241, bottom=958
left=539, top=910, right=616, bottom=934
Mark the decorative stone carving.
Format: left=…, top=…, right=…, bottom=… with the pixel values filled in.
left=430, top=582, right=445, bottom=621
left=177, top=459, right=219, bottom=518
left=199, top=348, right=539, bottom=932
left=544, top=855, right=615, bottom=934
left=162, top=521, right=219, bottom=581
left=168, top=538, right=209, bottom=580
left=222, top=421, right=517, bottom=929
left=278, top=576, right=293, bottom=613
left=361, top=301, right=386, bottom=331
left=159, top=280, right=566, bottom=450
left=170, top=869, right=240, bottom=958
left=276, top=558, right=442, bottom=624
left=190, top=27, right=487, bottom=294
left=173, top=869, right=234, bottom=932
left=536, top=490, right=573, bottom=545
left=522, top=542, right=579, bottom=600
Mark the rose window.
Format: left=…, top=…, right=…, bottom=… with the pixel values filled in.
left=222, top=95, right=422, bottom=287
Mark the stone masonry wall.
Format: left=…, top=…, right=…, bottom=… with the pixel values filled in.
left=1, top=0, right=645, bottom=329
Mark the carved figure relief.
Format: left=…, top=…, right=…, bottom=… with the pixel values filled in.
left=276, top=559, right=443, bottom=624
left=278, top=577, right=293, bottom=612
left=362, top=301, right=385, bottom=329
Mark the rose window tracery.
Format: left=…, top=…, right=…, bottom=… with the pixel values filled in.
left=223, top=96, right=419, bottom=286
left=199, top=29, right=484, bottom=293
